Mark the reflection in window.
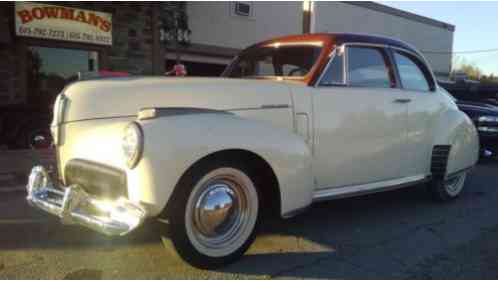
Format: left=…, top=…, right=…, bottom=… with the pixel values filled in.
left=394, top=51, right=430, bottom=92
left=26, top=46, right=98, bottom=108
left=319, top=50, right=344, bottom=85
left=347, top=47, right=391, bottom=88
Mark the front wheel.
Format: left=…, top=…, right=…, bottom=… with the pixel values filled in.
left=428, top=171, right=467, bottom=201
left=166, top=160, right=260, bottom=269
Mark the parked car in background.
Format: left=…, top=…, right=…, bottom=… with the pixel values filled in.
left=27, top=33, right=479, bottom=268
left=439, top=86, right=498, bottom=157
left=439, top=79, right=498, bottom=106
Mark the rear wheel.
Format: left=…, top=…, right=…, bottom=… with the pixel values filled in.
left=166, top=160, right=260, bottom=269
left=429, top=171, right=467, bottom=201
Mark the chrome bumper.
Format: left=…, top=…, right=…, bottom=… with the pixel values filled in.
left=26, top=166, right=146, bottom=236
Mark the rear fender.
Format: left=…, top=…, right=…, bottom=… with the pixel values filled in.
left=432, top=109, right=479, bottom=176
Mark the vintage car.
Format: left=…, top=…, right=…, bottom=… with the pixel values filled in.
left=27, top=33, right=479, bottom=268
left=457, top=101, right=498, bottom=156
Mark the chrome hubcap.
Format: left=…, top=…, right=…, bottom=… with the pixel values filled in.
left=191, top=176, right=250, bottom=250
left=194, top=183, right=239, bottom=237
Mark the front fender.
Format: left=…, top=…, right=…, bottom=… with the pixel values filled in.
left=130, top=113, right=313, bottom=217
left=432, top=109, right=479, bottom=176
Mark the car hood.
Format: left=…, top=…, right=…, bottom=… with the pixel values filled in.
left=62, top=77, right=294, bottom=123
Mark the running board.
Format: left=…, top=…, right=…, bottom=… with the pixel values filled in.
left=312, top=175, right=430, bottom=202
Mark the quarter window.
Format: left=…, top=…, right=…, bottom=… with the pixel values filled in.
left=347, top=46, right=393, bottom=88
left=394, top=51, right=431, bottom=92
left=319, top=50, right=344, bottom=85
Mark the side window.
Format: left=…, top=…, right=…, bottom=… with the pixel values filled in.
left=347, top=46, right=393, bottom=88
left=319, top=50, right=344, bottom=85
left=394, top=51, right=431, bottom=92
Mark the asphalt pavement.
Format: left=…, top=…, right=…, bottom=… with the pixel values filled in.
left=0, top=160, right=497, bottom=279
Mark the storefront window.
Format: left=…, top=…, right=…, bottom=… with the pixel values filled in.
left=26, top=46, right=99, bottom=108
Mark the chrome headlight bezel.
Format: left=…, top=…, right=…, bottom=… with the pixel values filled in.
left=122, top=122, right=144, bottom=169
left=478, top=116, right=498, bottom=123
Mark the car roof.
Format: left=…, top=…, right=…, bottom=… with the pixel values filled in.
left=247, top=33, right=420, bottom=55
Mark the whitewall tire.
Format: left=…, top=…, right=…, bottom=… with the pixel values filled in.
left=429, top=171, right=467, bottom=201
left=166, top=159, right=260, bottom=269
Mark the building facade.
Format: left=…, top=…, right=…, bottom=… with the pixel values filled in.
left=309, top=2, right=454, bottom=79
left=165, top=1, right=303, bottom=76
left=0, top=1, right=455, bottom=149
left=0, top=2, right=167, bottom=107
left=173, top=1, right=455, bottom=79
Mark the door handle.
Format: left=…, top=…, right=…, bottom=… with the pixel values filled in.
left=393, top=98, right=412, bottom=104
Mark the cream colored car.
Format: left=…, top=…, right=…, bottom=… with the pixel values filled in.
left=27, top=33, right=479, bottom=268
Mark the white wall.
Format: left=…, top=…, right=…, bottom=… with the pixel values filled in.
left=187, top=2, right=303, bottom=50
left=313, top=2, right=454, bottom=76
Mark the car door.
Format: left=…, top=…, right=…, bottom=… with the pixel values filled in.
left=391, top=48, right=444, bottom=177
left=311, top=44, right=412, bottom=190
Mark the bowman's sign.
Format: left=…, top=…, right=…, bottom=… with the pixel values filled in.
left=15, top=2, right=112, bottom=46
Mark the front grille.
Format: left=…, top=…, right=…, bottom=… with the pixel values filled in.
left=64, top=159, right=127, bottom=199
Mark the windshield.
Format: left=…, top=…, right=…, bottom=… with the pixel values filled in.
left=224, top=44, right=323, bottom=78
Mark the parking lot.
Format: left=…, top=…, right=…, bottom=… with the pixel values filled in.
left=1, top=160, right=497, bottom=279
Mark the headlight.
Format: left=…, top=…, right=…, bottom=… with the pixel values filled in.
left=478, top=116, right=498, bottom=123
left=122, top=122, right=143, bottom=169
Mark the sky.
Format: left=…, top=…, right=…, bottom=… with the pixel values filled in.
left=383, top=1, right=498, bottom=75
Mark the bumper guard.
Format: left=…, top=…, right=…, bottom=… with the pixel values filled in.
left=26, top=166, right=146, bottom=236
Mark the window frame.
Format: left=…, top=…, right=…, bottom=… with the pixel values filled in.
left=345, top=44, right=398, bottom=89
left=316, top=48, right=347, bottom=87
left=316, top=43, right=400, bottom=89
left=390, top=47, right=436, bottom=92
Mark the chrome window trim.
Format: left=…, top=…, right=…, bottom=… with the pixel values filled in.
left=315, top=48, right=347, bottom=87
left=390, top=46, right=437, bottom=92
left=315, top=42, right=437, bottom=91
left=344, top=43, right=395, bottom=89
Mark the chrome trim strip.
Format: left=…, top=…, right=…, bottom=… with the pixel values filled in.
left=260, top=104, right=290, bottom=109
left=138, top=105, right=290, bottom=120
left=265, top=41, right=324, bottom=48
left=138, top=107, right=229, bottom=120
left=312, top=174, right=428, bottom=202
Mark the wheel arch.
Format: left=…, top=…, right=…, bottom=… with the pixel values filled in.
left=163, top=148, right=281, bottom=219
left=431, top=108, right=479, bottom=176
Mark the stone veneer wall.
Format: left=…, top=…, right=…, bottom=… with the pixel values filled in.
left=0, top=4, right=18, bottom=105
left=0, top=2, right=167, bottom=106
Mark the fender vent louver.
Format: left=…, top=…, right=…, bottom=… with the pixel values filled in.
left=431, top=145, right=451, bottom=179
